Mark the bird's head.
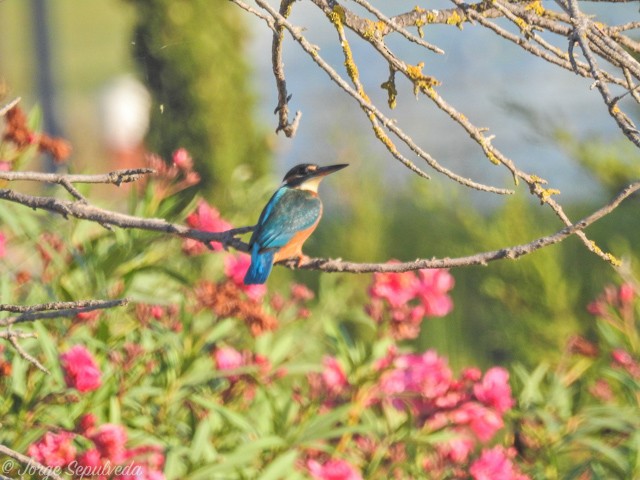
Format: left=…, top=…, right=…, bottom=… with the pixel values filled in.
left=282, top=163, right=348, bottom=192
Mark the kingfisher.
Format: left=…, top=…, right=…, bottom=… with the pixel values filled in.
left=243, top=163, right=348, bottom=285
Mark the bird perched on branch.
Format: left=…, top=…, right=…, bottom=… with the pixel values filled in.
left=244, top=163, right=348, bottom=285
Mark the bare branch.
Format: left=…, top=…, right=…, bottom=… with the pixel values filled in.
left=286, top=181, right=640, bottom=273
left=0, top=97, right=21, bottom=117
left=4, top=328, right=50, bottom=374
left=272, top=0, right=302, bottom=137
left=251, top=0, right=514, bottom=194
left=0, top=188, right=253, bottom=252
left=0, top=298, right=130, bottom=327
left=0, top=168, right=156, bottom=186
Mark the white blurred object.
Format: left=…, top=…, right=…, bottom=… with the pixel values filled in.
left=98, top=75, right=151, bottom=152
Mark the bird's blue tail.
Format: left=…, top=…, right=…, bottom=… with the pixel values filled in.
left=244, top=245, right=275, bottom=285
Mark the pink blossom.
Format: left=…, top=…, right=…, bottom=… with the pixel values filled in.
left=612, top=348, right=633, bottom=367
left=28, top=431, right=76, bottom=467
left=619, top=283, right=635, bottom=305
left=60, top=345, right=102, bottom=392
left=224, top=254, right=267, bottom=301
left=436, top=430, right=475, bottom=464
left=473, top=367, right=514, bottom=414
left=77, top=413, right=97, bottom=435
left=321, top=356, right=348, bottom=395
left=172, top=148, right=193, bottom=170
left=0, top=232, right=6, bottom=258
left=453, top=402, right=504, bottom=442
left=369, top=268, right=419, bottom=308
left=150, top=306, right=164, bottom=319
left=379, top=350, right=453, bottom=414
left=307, top=459, right=363, bottom=480
left=470, top=447, right=530, bottom=480
left=415, top=269, right=454, bottom=317
left=586, top=300, right=606, bottom=316
left=76, top=448, right=102, bottom=469
left=91, top=423, right=128, bottom=463
left=214, top=346, right=245, bottom=372
left=183, top=200, right=232, bottom=254
left=291, top=283, right=315, bottom=302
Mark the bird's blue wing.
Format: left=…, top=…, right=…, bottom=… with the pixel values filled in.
left=251, top=187, right=322, bottom=251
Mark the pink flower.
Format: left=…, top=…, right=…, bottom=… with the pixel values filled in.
left=415, top=269, right=454, bottom=317
left=28, top=431, right=76, bottom=467
left=291, top=283, right=314, bottom=302
left=307, top=458, right=363, bottom=480
left=214, top=346, right=245, bottom=372
left=60, top=345, right=102, bottom=392
left=469, top=447, right=529, bottom=480
left=76, top=448, right=102, bottom=469
left=77, top=413, right=97, bottom=435
left=321, top=356, right=348, bottom=395
left=453, top=402, right=504, bottom=442
left=183, top=200, right=232, bottom=254
left=0, top=232, right=6, bottom=258
left=369, top=267, right=419, bottom=308
left=436, top=430, right=475, bottom=464
left=473, top=367, right=514, bottom=414
left=224, top=254, right=267, bottom=301
left=172, top=148, right=193, bottom=170
left=612, top=348, right=633, bottom=367
left=378, top=350, right=453, bottom=414
left=586, top=300, right=606, bottom=316
left=619, top=283, right=635, bottom=305
left=91, top=423, right=128, bottom=463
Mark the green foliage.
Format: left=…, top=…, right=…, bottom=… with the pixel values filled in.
left=127, top=0, right=270, bottom=203
left=512, top=284, right=640, bottom=479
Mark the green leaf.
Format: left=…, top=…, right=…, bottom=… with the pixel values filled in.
left=257, top=449, right=299, bottom=480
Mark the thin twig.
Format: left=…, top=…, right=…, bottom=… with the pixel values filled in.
left=0, top=298, right=130, bottom=326
left=5, top=328, right=49, bottom=374
left=0, top=97, right=20, bottom=117
left=272, top=0, right=302, bottom=137
left=0, top=168, right=156, bottom=186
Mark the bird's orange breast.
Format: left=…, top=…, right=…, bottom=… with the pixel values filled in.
left=273, top=221, right=319, bottom=263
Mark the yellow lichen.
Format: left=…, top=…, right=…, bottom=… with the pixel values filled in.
left=539, top=188, right=560, bottom=204
left=405, top=62, right=440, bottom=95
left=446, top=10, right=465, bottom=29
left=380, top=78, right=397, bottom=110
left=373, top=123, right=399, bottom=154
left=514, top=17, right=529, bottom=34
left=525, top=0, right=545, bottom=16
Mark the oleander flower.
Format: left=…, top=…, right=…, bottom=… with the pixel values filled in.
left=473, top=367, right=514, bottom=414
left=28, top=431, right=76, bottom=467
left=183, top=200, right=232, bottom=254
left=60, top=345, right=102, bottom=393
left=307, top=458, right=363, bottom=480
left=90, top=423, right=128, bottom=464
left=469, top=447, right=530, bottom=480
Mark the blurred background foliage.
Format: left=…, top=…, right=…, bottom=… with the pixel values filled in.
left=127, top=0, right=270, bottom=201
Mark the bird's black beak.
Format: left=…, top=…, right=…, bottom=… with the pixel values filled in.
left=313, top=163, right=349, bottom=177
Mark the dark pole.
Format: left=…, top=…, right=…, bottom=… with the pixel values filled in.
left=31, top=0, right=62, bottom=171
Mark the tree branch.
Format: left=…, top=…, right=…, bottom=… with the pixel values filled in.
left=286, top=180, right=640, bottom=273
left=0, top=298, right=130, bottom=373
left=0, top=187, right=253, bottom=252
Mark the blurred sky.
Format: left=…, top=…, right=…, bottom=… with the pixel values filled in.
left=0, top=0, right=638, bottom=202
